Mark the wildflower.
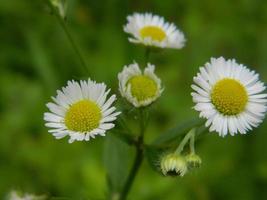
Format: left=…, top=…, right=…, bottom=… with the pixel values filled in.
left=160, top=153, right=188, bottom=177
left=50, top=0, right=67, bottom=19
left=7, top=190, right=45, bottom=200
left=192, top=57, right=267, bottom=136
left=118, top=62, right=163, bottom=107
left=123, top=13, right=185, bottom=49
left=44, top=79, right=120, bottom=143
left=185, top=153, right=202, bottom=169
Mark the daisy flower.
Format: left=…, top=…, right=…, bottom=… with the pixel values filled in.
left=44, top=79, right=120, bottom=143
left=118, top=62, right=163, bottom=107
left=123, top=13, right=185, bottom=49
left=192, top=57, right=267, bottom=136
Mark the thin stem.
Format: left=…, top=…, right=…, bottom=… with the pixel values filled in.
left=57, top=16, right=89, bottom=75
left=175, top=128, right=196, bottom=154
left=47, top=0, right=90, bottom=75
left=189, top=131, right=195, bottom=154
left=138, top=108, right=146, bottom=140
left=119, top=109, right=145, bottom=200
left=144, top=48, right=151, bottom=65
left=118, top=142, right=143, bottom=200
left=118, top=46, right=150, bottom=200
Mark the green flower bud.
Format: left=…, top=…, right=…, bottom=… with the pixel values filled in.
left=160, top=153, right=188, bottom=177
left=50, top=0, right=67, bottom=19
left=50, top=0, right=60, bottom=7
left=185, top=153, right=202, bottom=169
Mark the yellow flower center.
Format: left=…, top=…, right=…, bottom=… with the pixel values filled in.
left=211, top=78, right=248, bottom=116
left=140, top=26, right=166, bottom=42
left=127, top=75, right=158, bottom=102
left=65, top=100, right=101, bottom=132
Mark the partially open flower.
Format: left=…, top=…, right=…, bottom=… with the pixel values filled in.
left=118, top=62, right=163, bottom=107
left=44, top=79, right=120, bottom=143
left=160, top=153, right=188, bottom=177
left=124, top=13, right=186, bottom=49
left=185, top=153, right=202, bottom=169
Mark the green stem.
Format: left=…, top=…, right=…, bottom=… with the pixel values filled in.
left=118, top=141, right=143, bottom=200
left=118, top=45, right=151, bottom=200
left=119, top=109, right=145, bottom=200
left=189, top=131, right=195, bottom=154
left=47, top=0, right=90, bottom=75
left=57, top=16, right=89, bottom=75
left=175, top=128, right=196, bottom=154
left=144, top=48, right=151, bottom=66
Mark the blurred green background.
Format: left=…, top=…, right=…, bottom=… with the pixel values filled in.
left=1, top=0, right=267, bottom=199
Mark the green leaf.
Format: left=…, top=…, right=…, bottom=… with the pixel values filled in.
left=152, top=118, right=204, bottom=146
left=103, top=134, right=134, bottom=198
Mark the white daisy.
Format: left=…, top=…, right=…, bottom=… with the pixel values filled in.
left=118, top=62, right=163, bottom=107
left=192, top=57, right=267, bottom=136
left=44, top=79, right=121, bottom=143
left=123, top=13, right=185, bottom=49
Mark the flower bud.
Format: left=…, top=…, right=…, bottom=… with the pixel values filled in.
left=50, top=0, right=60, bottom=7
left=185, top=153, right=202, bottom=169
left=160, top=153, right=188, bottom=177
left=50, top=0, right=67, bottom=19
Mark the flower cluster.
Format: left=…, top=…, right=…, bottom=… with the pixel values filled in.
left=43, top=10, right=267, bottom=186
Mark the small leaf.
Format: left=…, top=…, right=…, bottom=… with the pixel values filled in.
left=152, top=117, right=204, bottom=146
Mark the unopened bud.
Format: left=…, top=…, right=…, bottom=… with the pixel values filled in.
left=185, top=153, right=202, bottom=169
left=160, top=153, right=188, bottom=177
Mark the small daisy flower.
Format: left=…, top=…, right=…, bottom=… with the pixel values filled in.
left=192, top=57, right=267, bottom=136
left=118, top=62, right=163, bottom=107
left=123, top=13, right=185, bottom=49
left=160, top=153, right=188, bottom=177
left=44, top=79, right=120, bottom=143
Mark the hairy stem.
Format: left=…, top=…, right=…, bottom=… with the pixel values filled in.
left=119, top=109, right=146, bottom=200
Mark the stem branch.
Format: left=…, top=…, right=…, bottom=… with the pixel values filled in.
left=175, top=128, right=196, bottom=154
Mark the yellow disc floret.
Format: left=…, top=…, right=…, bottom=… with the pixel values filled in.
left=140, top=26, right=166, bottom=42
left=65, top=100, right=101, bottom=132
left=211, top=78, right=248, bottom=115
left=127, top=75, right=158, bottom=102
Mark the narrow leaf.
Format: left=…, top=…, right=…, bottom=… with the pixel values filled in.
left=103, top=134, right=133, bottom=197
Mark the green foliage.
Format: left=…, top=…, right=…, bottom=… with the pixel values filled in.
left=152, top=118, right=204, bottom=146
left=103, top=134, right=133, bottom=198
left=1, top=0, right=267, bottom=199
